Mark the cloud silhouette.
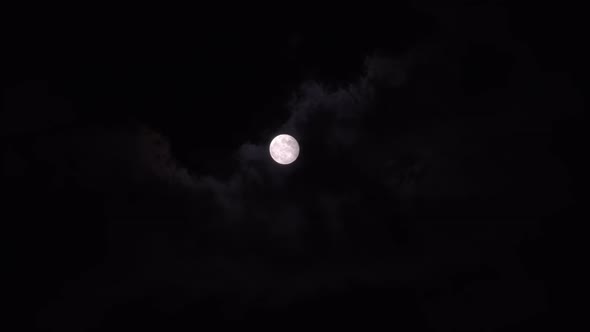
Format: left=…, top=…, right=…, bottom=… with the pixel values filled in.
left=10, top=7, right=576, bottom=327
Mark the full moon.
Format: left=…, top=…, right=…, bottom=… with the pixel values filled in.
left=269, top=134, right=300, bottom=165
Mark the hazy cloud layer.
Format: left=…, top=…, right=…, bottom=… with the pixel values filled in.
left=2, top=4, right=578, bottom=328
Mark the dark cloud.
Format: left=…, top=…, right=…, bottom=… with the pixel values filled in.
left=3, top=3, right=579, bottom=329
left=31, top=42, right=567, bottom=328
left=6, top=52, right=415, bottom=329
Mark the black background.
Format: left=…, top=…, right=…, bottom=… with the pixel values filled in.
left=2, top=2, right=584, bottom=331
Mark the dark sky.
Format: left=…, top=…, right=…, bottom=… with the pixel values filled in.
left=2, top=2, right=584, bottom=331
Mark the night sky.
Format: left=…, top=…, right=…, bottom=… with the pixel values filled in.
left=2, top=3, right=584, bottom=331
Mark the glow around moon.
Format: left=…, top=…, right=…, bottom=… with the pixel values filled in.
left=269, top=134, right=300, bottom=165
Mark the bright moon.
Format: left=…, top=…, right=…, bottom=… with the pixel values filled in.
left=269, top=134, right=300, bottom=165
